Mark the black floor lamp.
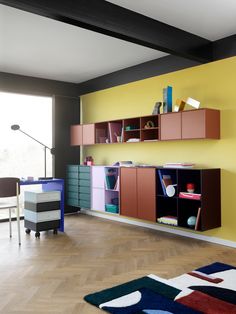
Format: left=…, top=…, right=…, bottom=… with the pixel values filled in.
left=11, top=124, right=54, bottom=180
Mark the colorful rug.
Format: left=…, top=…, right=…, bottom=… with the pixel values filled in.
left=84, top=262, right=236, bottom=313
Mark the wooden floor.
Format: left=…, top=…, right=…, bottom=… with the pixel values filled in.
left=0, top=213, right=236, bottom=313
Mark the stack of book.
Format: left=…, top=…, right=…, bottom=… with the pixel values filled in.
left=157, top=170, right=175, bottom=196
left=157, top=216, right=178, bottom=226
left=163, top=162, right=195, bottom=168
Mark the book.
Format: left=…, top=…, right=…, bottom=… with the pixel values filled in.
left=105, top=168, right=117, bottom=189
left=158, top=170, right=166, bottom=195
left=163, top=86, right=172, bottom=113
left=157, top=216, right=178, bottom=226
left=114, top=175, right=120, bottom=191
left=179, top=192, right=201, bottom=200
left=162, top=174, right=172, bottom=189
left=163, top=162, right=195, bottom=168
left=108, top=122, right=122, bottom=143
left=195, top=207, right=201, bottom=230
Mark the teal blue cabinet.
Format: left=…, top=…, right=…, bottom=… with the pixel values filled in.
left=66, top=165, right=91, bottom=209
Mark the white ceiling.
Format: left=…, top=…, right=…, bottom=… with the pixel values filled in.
left=0, top=4, right=166, bottom=84
left=108, top=0, right=236, bottom=41
left=0, top=1, right=235, bottom=84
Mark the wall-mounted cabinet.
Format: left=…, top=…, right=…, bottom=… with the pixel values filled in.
left=120, top=167, right=156, bottom=222
left=182, top=109, right=220, bottom=139
left=157, top=168, right=221, bottom=231
left=71, top=108, right=220, bottom=146
left=66, top=164, right=221, bottom=232
left=160, top=109, right=220, bottom=141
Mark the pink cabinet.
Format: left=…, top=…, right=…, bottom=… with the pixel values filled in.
left=160, top=112, right=182, bottom=140
left=82, top=124, right=95, bottom=145
left=182, top=109, right=220, bottom=139
left=70, top=125, right=82, bottom=146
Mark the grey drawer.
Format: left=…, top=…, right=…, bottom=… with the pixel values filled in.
left=78, top=186, right=91, bottom=194
left=78, top=166, right=91, bottom=173
left=79, top=200, right=91, bottom=208
left=80, top=193, right=90, bottom=201
left=67, top=178, right=79, bottom=186
left=67, top=172, right=79, bottom=179
left=79, top=172, right=90, bottom=180
left=67, top=185, right=79, bottom=192
left=68, top=191, right=79, bottom=200
left=67, top=198, right=79, bottom=207
left=67, top=165, right=79, bottom=172
left=79, top=179, right=90, bottom=187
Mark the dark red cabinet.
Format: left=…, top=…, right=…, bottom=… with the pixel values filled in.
left=120, top=167, right=156, bottom=222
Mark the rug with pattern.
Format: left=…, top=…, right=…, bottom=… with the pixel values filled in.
left=84, top=262, right=236, bottom=313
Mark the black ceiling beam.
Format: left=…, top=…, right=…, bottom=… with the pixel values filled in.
left=0, top=0, right=213, bottom=63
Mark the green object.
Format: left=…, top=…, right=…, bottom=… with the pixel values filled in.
left=105, top=204, right=119, bottom=213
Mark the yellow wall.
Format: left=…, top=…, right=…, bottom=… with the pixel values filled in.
left=81, top=56, right=236, bottom=242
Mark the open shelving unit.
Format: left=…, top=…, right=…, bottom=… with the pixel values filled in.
left=156, top=168, right=221, bottom=231
left=104, top=166, right=120, bottom=214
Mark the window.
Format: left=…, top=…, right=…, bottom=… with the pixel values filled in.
left=0, top=92, right=53, bottom=219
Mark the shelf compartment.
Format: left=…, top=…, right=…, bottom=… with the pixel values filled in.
left=141, top=128, right=159, bottom=141
left=140, top=115, right=159, bottom=129
left=178, top=198, right=202, bottom=230
left=178, top=170, right=201, bottom=194
left=157, top=169, right=177, bottom=196
left=157, top=197, right=177, bottom=220
left=123, top=117, right=140, bottom=131
left=108, top=120, right=123, bottom=143
left=123, top=130, right=141, bottom=143
left=95, top=122, right=109, bottom=144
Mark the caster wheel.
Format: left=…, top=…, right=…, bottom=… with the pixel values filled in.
left=35, top=232, right=40, bottom=238
left=53, top=229, right=58, bottom=235
left=25, top=228, right=31, bottom=234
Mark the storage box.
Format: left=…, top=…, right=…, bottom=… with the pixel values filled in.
left=105, top=204, right=119, bottom=213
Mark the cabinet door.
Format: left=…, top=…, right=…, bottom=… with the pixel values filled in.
left=137, top=168, right=156, bottom=222
left=182, top=109, right=220, bottom=139
left=70, top=125, right=82, bottom=146
left=160, top=112, right=181, bottom=140
left=91, top=166, right=105, bottom=188
left=92, top=188, right=105, bottom=211
left=182, top=110, right=205, bottom=139
left=120, top=168, right=137, bottom=218
left=82, top=124, right=95, bottom=145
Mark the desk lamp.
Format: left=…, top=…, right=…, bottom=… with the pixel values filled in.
left=11, top=124, right=55, bottom=180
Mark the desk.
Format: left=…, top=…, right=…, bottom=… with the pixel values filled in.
left=20, top=178, right=64, bottom=232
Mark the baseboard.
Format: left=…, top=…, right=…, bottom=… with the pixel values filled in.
left=81, top=209, right=236, bottom=249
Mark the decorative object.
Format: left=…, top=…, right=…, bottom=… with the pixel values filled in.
left=84, top=156, right=94, bottom=166
left=187, top=216, right=197, bottom=228
left=152, top=102, right=162, bottom=115
left=186, top=97, right=200, bottom=109
left=186, top=183, right=195, bottom=193
left=166, top=184, right=176, bottom=197
left=144, top=120, right=155, bottom=129
left=11, top=124, right=54, bottom=180
left=84, top=262, right=236, bottom=313
left=174, top=99, right=186, bottom=112
left=163, top=86, right=172, bottom=113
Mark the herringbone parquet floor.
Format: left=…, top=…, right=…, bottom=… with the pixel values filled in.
left=0, top=213, right=236, bottom=313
